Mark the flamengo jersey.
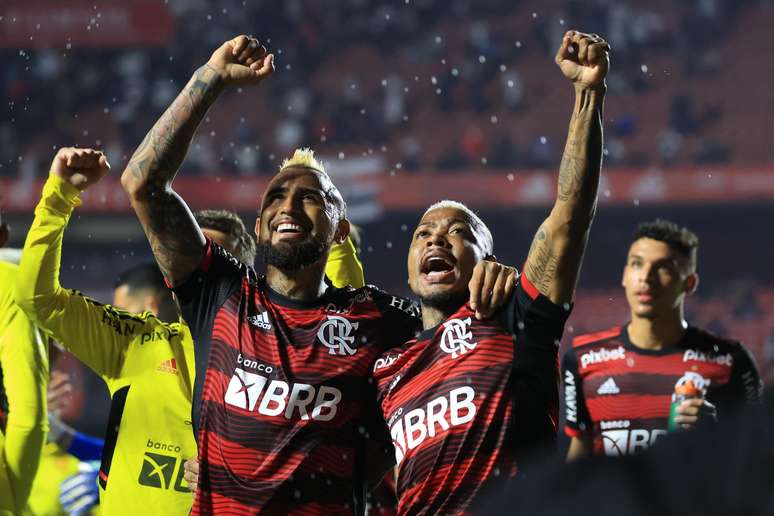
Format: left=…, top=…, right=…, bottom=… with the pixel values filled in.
left=373, top=274, right=571, bottom=515
left=173, top=241, right=420, bottom=515
left=562, top=325, right=763, bottom=457
left=16, top=176, right=198, bottom=515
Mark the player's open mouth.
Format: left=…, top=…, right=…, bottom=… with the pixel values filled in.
left=420, top=252, right=456, bottom=284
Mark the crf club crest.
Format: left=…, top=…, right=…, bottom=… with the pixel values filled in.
left=317, top=315, right=360, bottom=356
left=439, top=317, right=477, bottom=359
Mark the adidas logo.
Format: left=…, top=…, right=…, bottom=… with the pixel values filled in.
left=597, top=377, right=620, bottom=395
left=157, top=358, right=178, bottom=375
left=248, top=311, right=272, bottom=330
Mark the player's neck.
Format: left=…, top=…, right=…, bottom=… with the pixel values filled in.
left=627, top=310, right=687, bottom=351
left=266, top=263, right=327, bottom=301
left=420, top=304, right=456, bottom=330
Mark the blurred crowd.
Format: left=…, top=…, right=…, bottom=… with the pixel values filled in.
left=2, top=0, right=769, bottom=180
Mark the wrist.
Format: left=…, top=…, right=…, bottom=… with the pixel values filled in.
left=43, top=174, right=82, bottom=210
left=197, top=63, right=227, bottom=94
left=574, top=82, right=607, bottom=95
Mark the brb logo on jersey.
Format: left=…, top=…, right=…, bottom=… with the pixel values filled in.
left=317, top=315, right=360, bottom=356
left=439, top=317, right=477, bottom=359
left=601, top=428, right=667, bottom=456
left=224, top=367, right=342, bottom=421
left=390, top=386, right=477, bottom=464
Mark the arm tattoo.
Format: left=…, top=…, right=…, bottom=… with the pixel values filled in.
left=556, top=87, right=603, bottom=207
left=525, top=86, right=604, bottom=301
left=524, top=225, right=560, bottom=294
left=124, top=64, right=224, bottom=283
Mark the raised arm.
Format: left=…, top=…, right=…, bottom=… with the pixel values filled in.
left=523, top=31, right=609, bottom=305
left=120, top=35, right=274, bottom=286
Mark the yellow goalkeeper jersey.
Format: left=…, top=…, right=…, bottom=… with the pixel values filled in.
left=15, top=176, right=197, bottom=515
left=15, top=175, right=365, bottom=515
left=0, top=261, right=49, bottom=516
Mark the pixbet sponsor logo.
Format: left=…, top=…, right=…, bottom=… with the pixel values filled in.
left=390, top=386, right=477, bottom=464
left=682, top=349, right=733, bottom=366
left=224, top=368, right=342, bottom=422
left=580, top=346, right=626, bottom=369
left=601, top=428, right=666, bottom=456
left=374, top=354, right=399, bottom=371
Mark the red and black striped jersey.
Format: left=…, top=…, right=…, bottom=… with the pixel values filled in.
left=172, top=241, right=421, bottom=515
left=562, top=325, right=763, bottom=457
left=373, top=274, right=571, bottom=515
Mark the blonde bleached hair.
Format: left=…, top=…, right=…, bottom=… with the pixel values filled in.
left=277, top=148, right=346, bottom=220
left=280, top=147, right=327, bottom=175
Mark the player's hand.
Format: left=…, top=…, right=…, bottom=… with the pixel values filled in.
left=673, top=398, right=718, bottom=429
left=555, top=30, right=610, bottom=89
left=184, top=457, right=200, bottom=495
left=207, top=35, right=275, bottom=86
left=468, top=261, right=517, bottom=320
left=50, top=147, right=110, bottom=191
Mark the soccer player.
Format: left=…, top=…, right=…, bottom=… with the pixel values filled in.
left=371, top=30, right=609, bottom=514
left=562, top=219, right=763, bottom=460
left=0, top=200, right=50, bottom=514
left=16, top=146, right=367, bottom=515
left=120, top=35, right=512, bottom=514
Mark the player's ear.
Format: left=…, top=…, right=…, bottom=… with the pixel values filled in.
left=254, top=217, right=261, bottom=240
left=685, top=273, right=699, bottom=295
left=334, top=218, right=350, bottom=245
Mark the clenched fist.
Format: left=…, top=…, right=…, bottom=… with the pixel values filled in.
left=50, top=147, right=110, bottom=191
left=555, top=31, right=610, bottom=89
left=207, top=35, right=275, bottom=86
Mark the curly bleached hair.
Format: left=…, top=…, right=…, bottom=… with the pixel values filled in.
left=278, top=148, right=346, bottom=221
left=280, top=148, right=327, bottom=175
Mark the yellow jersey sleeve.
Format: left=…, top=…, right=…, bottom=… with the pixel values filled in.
left=0, top=262, right=49, bottom=515
left=325, top=236, right=365, bottom=289
left=14, top=175, right=149, bottom=383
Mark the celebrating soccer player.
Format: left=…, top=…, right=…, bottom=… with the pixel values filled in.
left=0, top=199, right=49, bottom=514
left=120, top=34, right=514, bottom=513
left=562, top=219, right=763, bottom=459
left=370, top=30, right=609, bottom=514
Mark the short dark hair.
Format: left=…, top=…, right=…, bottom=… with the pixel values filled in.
left=114, top=262, right=166, bottom=292
left=632, top=219, right=698, bottom=270
left=195, top=209, right=256, bottom=265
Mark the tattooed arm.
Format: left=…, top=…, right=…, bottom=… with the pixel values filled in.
left=121, top=35, right=274, bottom=286
left=524, top=31, right=609, bottom=305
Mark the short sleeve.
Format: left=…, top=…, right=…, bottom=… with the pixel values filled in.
left=712, top=344, right=763, bottom=419
left=171, top=239, right=244, bottom=347
left=562, top=348, right=593, bottom=438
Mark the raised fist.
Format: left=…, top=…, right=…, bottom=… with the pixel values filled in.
left=207, top=35, right=275, bottom=86
left=50, top=147, right=110, bottom=191
left=555, top=31, right=610, bottom=89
